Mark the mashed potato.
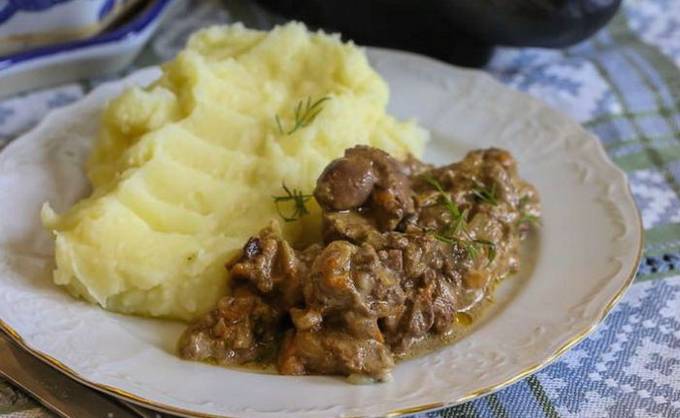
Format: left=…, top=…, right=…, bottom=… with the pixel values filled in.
left=41, top=23, right=428, bottom=321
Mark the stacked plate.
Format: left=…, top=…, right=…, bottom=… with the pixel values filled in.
left=0, top=0, right=172, bottom=98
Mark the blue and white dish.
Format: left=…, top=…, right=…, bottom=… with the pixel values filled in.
left=0, top=0, right=172, bottom=98
left=0, top=0, right=145, bottom=55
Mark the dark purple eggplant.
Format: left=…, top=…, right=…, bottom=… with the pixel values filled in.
left=437, top=0, right=621, bottom=47
left=254, top=0, right=621, bottom=67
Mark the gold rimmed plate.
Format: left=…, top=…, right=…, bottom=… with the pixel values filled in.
left=0, top=48, right=642, bottom=418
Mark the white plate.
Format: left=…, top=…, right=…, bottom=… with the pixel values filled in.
left=0, top=48, right=642, bottom=418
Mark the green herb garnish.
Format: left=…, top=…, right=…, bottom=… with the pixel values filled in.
left=472, top=239, right=497, bottom=264
left=275, top=96, right=330, bottom=136
left=471, top=181, right=498, bottom=206
left=272, top=183, right=313, bottom=222
left=423, top=175, right=461, bottom=218
left=517, top=195, right=541, bottom=227
left=425, top=175, right=496, bottom=264
left=434, top=234, right=496, bottom=264
left=518, top=213, right=541, bottom=227
left=518, top=195, right=530, bottom=209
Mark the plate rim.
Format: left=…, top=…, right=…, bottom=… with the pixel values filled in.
left=0, top=0, right=172, bottom=71
left=0, top=46, right=644, bottom=418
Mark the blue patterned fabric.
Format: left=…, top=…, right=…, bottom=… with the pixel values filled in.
left=0, top=0, right=679, bottom=417
left=413, top=2, right=680, bottom=417
left=415, top=277, right=680, bottom=418
left=0, top=1, right=71, bottom=24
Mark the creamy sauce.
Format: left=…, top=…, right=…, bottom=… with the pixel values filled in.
left=395, top=287, right=494, bottom=361
left=178, top=147, right=541, bottom=380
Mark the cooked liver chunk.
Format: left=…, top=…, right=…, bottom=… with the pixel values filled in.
left=316, top=145, right=416, bottom=231
left=179, top=146, right=540, bottom=381
left=177, top=287, right=281, bottom=365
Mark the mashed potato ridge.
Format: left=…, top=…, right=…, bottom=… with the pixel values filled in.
left=41, top=23, right=428, bottom=321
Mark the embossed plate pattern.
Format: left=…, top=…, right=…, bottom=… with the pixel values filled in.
left=0, top=48, right=642, bottom=418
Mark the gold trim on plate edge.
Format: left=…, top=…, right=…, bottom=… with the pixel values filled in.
left=0, top=150, right=644, bottom=418
left=0, top=215, right=643, bottom=418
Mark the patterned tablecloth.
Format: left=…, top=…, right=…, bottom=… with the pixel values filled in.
left=1, top=0, right=679, bottom=417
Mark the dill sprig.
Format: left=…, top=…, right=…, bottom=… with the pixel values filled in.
left=434, top=233, right=496, bottom=264
left=423, top=175, right=461, bottom=218
left=518, top=195, right=530, bottom=209
left=275, top=96, right=330, bottom=136
left=272, top=183, right=313, bottom=222
left=471, top=181, right=498, bottom=206
left=424, top=174, right=496, bottom=264
left=518, top=213, right=541, bottom=227
left=517, top=195, right=541, bottom=227
left=472, top=239, right=496, bottom=264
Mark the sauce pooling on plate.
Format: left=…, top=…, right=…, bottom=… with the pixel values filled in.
left=178, top=146, right=540, bottom=382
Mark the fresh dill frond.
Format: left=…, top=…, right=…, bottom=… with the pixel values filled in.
left=473, top=239, right=497, bottom=264
left=518, top=195, right=530, bottom=209
left=423, top=174, right=445, bottom=193
left=424, top=174, right=497, bottom=264
left=518, top=212, right=541, bottom=227
left=517, top=195, right=541, bottom=228
left=422, top=174, right=461, bottom=218
left=517, top=196, right=541, bottom=226
left=434, top=234, right=497, bottom=264
left=275, top=96, right=330, bottom=135
left=463, top=240, right=479, bottom=260
left=423, top=174, right=468, bottom=242
left=442, top=207, right=469, bottom=238
left=434, top=233, right=455, bottom=245
left=471, top=181, right=498, bottom=206
left=272, top=183, right=313, bottom=222
left=275, top=114, right=284, bottom=135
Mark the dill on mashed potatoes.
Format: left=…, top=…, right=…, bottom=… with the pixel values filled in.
left=41, top=22, right=428, bottom=321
